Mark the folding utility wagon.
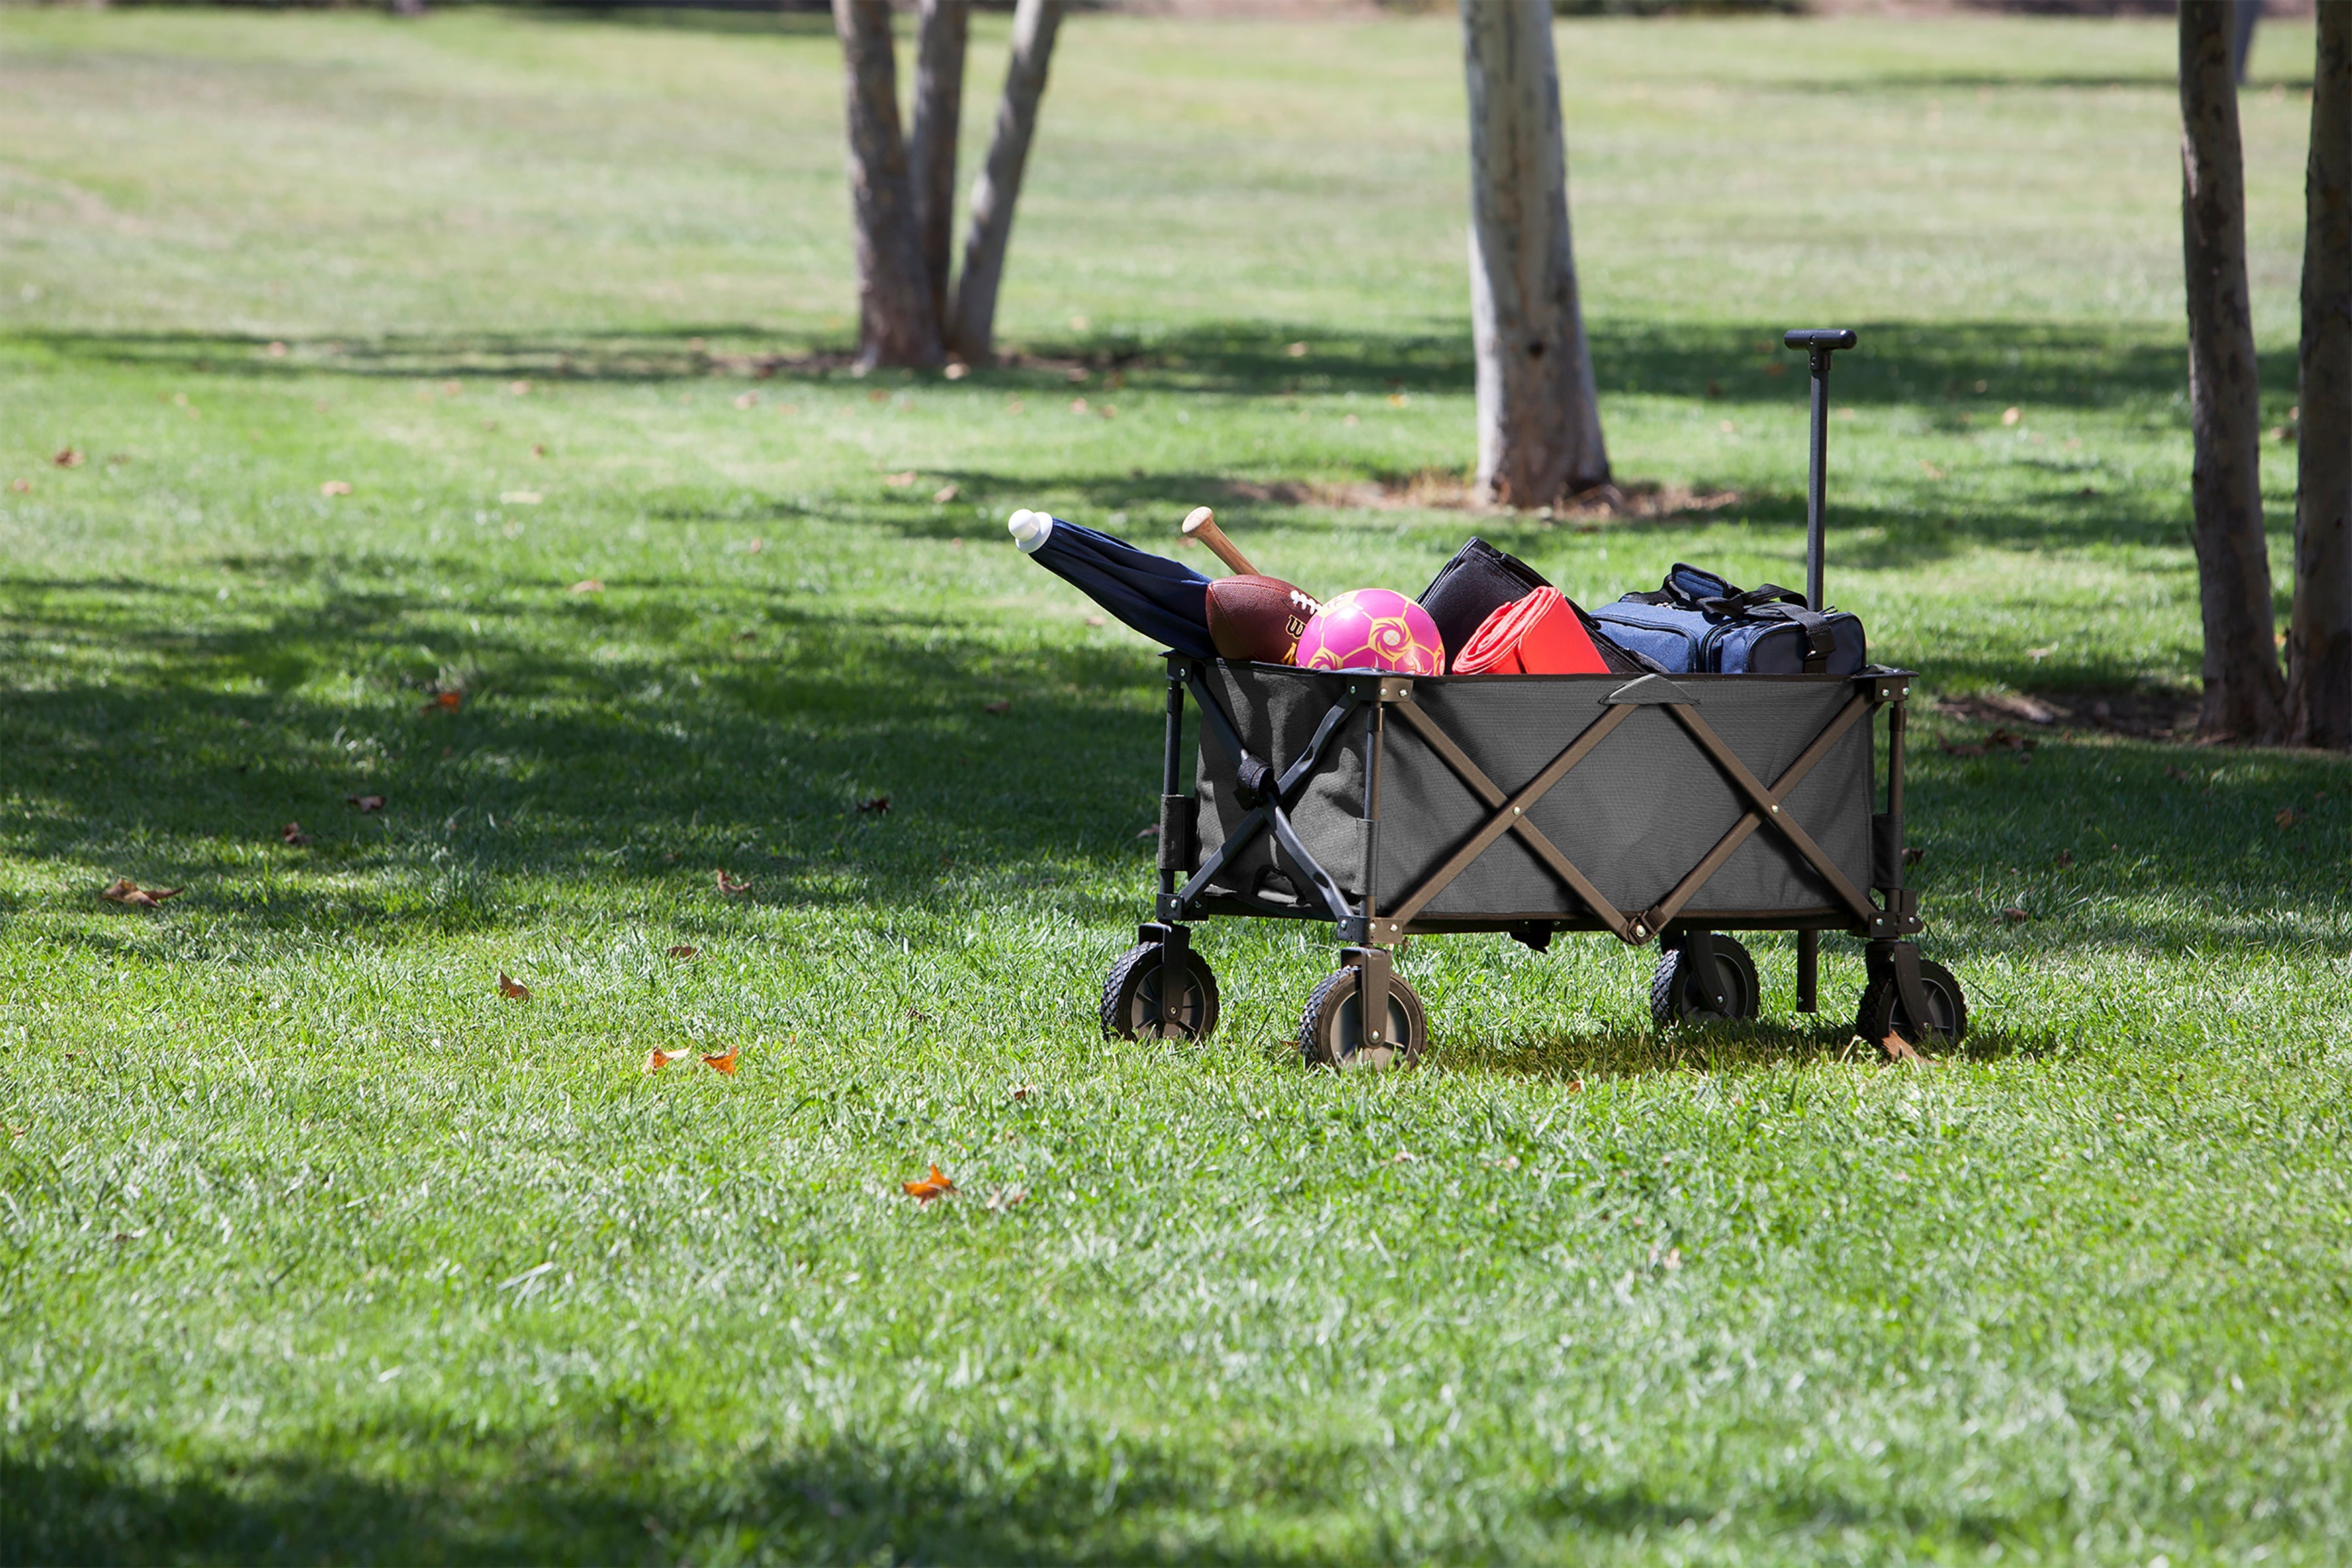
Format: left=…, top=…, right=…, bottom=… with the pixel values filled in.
left=1096, top=329, right=1970, bottom=1067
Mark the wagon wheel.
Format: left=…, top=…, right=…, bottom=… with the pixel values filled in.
left=1299, top=966, right=1426, bottom=1071
left=1650, top=936, right=1761, bottom=1028
left=1100, top=943, right=1220, bottom=1043
left=1854, top=958, right=1968, bottom=1051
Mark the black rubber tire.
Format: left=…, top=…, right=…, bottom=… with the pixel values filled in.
left=1854, top=957, right=1968, bottom=1050
left=1650, top=936, right=1761, bottom=1028
left=1298, top=964, right=1426, bottom=1071
left=1100, top=943, right=1220, bottom=1043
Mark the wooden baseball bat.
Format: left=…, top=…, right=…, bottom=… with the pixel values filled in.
left=1180, top=506, right=1259, bottom=577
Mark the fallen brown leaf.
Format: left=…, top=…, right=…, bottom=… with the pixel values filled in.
left=498, top=972, right=531, bottom=999
left=508, top=380, right=531, bottom=396
left=983, top=699, right=1011, bottom=715
left=266, top=340, right=289, bottom=358
left=644, top=1046, right=693, bottom=1073
left=943, top=362, right=969, bottom=381
left=1901, top=846, right=1925, bottom=867
left=1919, top=461, right=1946, bottom=480
left=1068, top=398, right=1088, bottom=415
left=346, top=794, right=385, bottom=813
left=932, top=482, right=960, bottom=504
left=54, top=448, right=86, bottom=468
left=746, top=538, right=764, bottom=554
left=1878, top=1031, right=1923, bottom=1064
left=280, top=822, right=312, bottom=846
left=903, top=1163, right=956, bottom=1203
left=1284, top=341, right=1309, bottom=357
left=98, top=877, right=184, bottom=909
left=319, top=479, right=351, bottom=497
left=715, top=870, right=751, bottom=896
left=702, top=1047, right=739, bottom=1075
left=568, top=579, right=604, bottom=594
left=2001, top=907, right=2030, bottom=925
left=1391, top=1149, right=1418, bottom=1164
left=2055, top=849, right=2074, bottom=868
left=883, top=470, right=918, bottom=487
left=985, top=1185, right=1028, bottom=1211
left=2001, top=406, right=2023, bottom=426
left=666, top=944, right=699, bottom=960
left=1939, top=740, right=1986, bottom=759
left=1008, top=1083, right=1036, bottom=1101
left=423, top=691, right=462, bottom=713
left=8, top=478, right=28, bottom=493
left=733, top=392, right=759, bottom=410
left=857, top=796, right=890, bottom=815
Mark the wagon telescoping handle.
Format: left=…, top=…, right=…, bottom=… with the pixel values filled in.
left=1784, top=328, right=1857, bottom=613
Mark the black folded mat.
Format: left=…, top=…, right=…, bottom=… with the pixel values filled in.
left=1418, top=538, right=1656, bottom=676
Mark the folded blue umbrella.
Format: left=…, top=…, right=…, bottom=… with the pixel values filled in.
left=1009, top=510, right=1216, bottom=660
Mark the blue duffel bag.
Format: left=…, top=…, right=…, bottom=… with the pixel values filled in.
left=1590, top=563, right=1867, bottom=676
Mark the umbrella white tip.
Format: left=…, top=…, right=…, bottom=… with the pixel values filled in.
left=1007, top=509, right=1053, bottom=553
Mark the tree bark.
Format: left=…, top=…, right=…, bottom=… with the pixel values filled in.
left=1461, top=0, right=1608, bottom=510
left=948, top=0, right=1062, bottom=365
left=909, top=0, right=968, bottom=336
left=2287, top=2, right=2351, bottom=749
left=834, top=0, right=941, bottom=370
left=2180, top=1, right=2285, bottom=743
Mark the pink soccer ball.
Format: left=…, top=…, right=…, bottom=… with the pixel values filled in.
left=1294, top=588, right=1446, bottom=676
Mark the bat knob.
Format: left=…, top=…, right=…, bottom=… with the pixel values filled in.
left=1181, top=506, right=1215, bottom=537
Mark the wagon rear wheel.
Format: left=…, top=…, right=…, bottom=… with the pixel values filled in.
left=1299, top=966, right=1426, bottom=1071
left=1101, top=943, right=1220, bottom=1043
left=1650, top=936, right=1761, bottom=1027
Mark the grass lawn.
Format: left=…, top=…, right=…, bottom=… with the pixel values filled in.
left=5, top=7, right=2351, bottom=1563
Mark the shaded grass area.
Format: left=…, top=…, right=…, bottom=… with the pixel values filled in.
left=5, top=8, right=2351, bottom=1566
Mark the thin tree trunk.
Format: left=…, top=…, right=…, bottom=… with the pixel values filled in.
left=834, top=0, right=941, bottom=370
left=2180, top=1, right=2285, bottom=743
left=948, top=0, right=1062, bottom=365
left=2287, top=2, right=2351, bottom=749
left=1461, top=0, right=1608, bottom=510
left=909, top=0, right=968, bottom=336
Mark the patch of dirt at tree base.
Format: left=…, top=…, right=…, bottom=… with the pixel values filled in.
left=1933, top=687, right=2202, bottom=742
left=1215, top=473, right=1743, bottom=523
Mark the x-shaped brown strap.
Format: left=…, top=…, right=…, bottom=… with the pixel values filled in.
left=1381, top=687, right=1876, bottom=945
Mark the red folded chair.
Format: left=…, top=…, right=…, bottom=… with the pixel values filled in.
left=1452, top=587, right=1613, bottom=676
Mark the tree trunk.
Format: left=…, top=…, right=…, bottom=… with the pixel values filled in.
left=2180, top=1, right=2285, bottom=743
left=909, top=0, right=968, bottom=336
left=834, top=0, right=941, bottom=370
left=948, top=0, right=1062, bottom=365
left=1461, top=0, right=1608, bottom=510
left=2287, top=2, right=2351, bottom=749
left=2231, top=0, right=2261, bottom=86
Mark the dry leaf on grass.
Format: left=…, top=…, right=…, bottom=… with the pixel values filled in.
left=54, top=448, right=86, bottom=468
left=932, top=483, right=960, bottom=504
left=856, top=796, right=890, bottom=815
left=902, top=1164, right=956, bottom=1203
left=319, top=480, right=351, bottom=497
left=346, top=794, right=385, bottom=813
left=498, top=972, right=531, bottom=999
left=1938, top=739, right=1987, bottom=759
left=1902, top=846, right=1926, bottom=867
left=280, top=822, right=312, bottom=845
left=883, top=470, right=917, bottom=487
left=733, top=392, right=759, bottom=410
left=2276, top=807, right=2304, bottom=828
left=99, top=877, right=183, bottom=909
left=2056, top=850, right=2074, bottom=868
left=702, top=1047, right=739, bottom=1075
left=666, top=944, right=698, bottom=960
left=2002, top=907, right=2031, bottom=925
left=2001, top=406, right=2023, bottom=426
left=985, top=1185, right=1028, bottom=1212
left=568, top=580, right=604, bottom=594
left=644, top=1047, right=693, bottom=1073
left=8, top=479, right=28, bottom=493
left=1391, top=1149, right=1419, bottom=1165
left=715, top=870, right=751, bottom=896
left=943, top=362, right=968, bottom=380
left=1007, top=1083, right=1036, bottom=1101
left=1876, top=1031, right=1923, bottom=1064
left=983, top=699, right=1011, bottom=715
left=422, top=691, right=463, bottom=713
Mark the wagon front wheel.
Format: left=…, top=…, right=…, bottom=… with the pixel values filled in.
left=1650, top=935, right=1761, bottom=1027
left=1854, top=957, right=1968, bottom=1051
left=1101, top=943, right=1220, bottom=1043
left=1299, top=965, right=1426, bottom=1071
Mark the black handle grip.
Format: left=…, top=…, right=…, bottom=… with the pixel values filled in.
left=1784, top=328, right=1857, bottom=354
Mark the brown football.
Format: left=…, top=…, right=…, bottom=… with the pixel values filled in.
left=1207, top=574, right=1320, bottom=664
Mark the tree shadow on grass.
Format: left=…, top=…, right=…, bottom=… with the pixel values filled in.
left=16, top=318, right=2293, bottom=414
left=0, top=567, right=1176, bottom=945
